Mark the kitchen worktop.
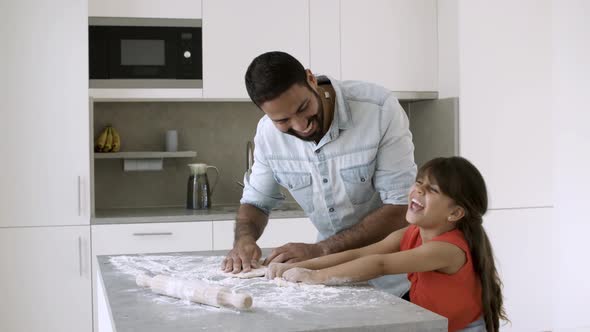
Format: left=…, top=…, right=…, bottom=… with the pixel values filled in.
left=97, top=251, right=447, bottom=332
left=92, top=203, right=306, bottom=224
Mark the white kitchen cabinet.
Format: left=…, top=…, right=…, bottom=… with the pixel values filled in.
left=202, top=0, right=310, bottom=99
left=91, top=222, right=213, bottom=255
left=212, top=220, right=235, bottom=250
left=0, top=0, right=90, bottom=227
left=0, top=0, right=92, bottom=330
left=91, top=221, right=212, bottom=332
left=310, top=0, right=341, bottom=79
left=340, top=0, right=438, bottom=92
left=457, top=1, right=552, bottom=209
left=483, top=208, right=553, bottom=332
left=89, top=0, right=202, bottom=19
left=213, top=218, right=318, bottom=250
left=0, top=227, right=92, bottom=332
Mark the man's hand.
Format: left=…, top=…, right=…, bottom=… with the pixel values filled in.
left=263, top=242, right=325, bottom=265
left=221, top=239, right=262, bottom=273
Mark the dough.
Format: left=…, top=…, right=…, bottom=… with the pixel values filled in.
left=272, top=277, right=299, bottom=287
left=223, top=266, right=267, bottom=279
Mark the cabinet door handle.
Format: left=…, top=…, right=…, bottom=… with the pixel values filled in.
left=78, top=236, right=83, bottom=277
left=77, top=176, right=82, bottom=216
left=132, top=232, right=173, bottom=236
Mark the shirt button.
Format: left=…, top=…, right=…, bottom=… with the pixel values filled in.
left=323, top=178, right=328, bottom=183
left=329, top=207, right=335, bottom=212
left=315, top=149, right=321, bottom=154
left=360, top=177, right=366, bottom=182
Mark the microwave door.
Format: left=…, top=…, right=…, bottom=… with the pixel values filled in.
left=108, top=27, right=177, bottom=79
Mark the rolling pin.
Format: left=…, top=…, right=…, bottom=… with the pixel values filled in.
left=136, top=274, right=252, bottom=310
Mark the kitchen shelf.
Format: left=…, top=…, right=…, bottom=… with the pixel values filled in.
left=94, top=151, right=197, bottom=159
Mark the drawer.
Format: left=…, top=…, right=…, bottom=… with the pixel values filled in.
left=91, top=222, right=212, bottom=255
left=213, top=218, right=317, bottom=250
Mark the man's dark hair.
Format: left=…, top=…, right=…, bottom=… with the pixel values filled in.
left=244, top=51, right=308, bottom=106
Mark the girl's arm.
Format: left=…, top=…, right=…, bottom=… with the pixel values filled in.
left=283, top=240, right=466, bottom=285
left=266, top=226, right=408, bottom=279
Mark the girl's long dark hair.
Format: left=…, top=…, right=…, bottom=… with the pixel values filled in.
left=418, top=157, right=508, bottom=332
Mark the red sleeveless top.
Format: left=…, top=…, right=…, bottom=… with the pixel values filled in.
left=400, top=225, right=483, bottom=332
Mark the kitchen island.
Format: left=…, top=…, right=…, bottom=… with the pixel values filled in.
left=97, top=251, right=447, bottom=332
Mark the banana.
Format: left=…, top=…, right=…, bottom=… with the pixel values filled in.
left=110, top=127, right=121, bottom=152
left=94, top=127, right=109, bottom=152
left=103, top=127, right=113, bottom=152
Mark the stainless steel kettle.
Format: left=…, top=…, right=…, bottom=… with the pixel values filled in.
left=186, top=163, right=219, bottom=209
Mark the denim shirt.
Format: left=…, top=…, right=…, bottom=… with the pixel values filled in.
left=241, top=78, right=416, bottom=239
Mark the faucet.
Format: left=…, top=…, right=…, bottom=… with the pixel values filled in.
left=237, top=141, right=255, bottom=189
left=246, top=140, right=254, bottom=179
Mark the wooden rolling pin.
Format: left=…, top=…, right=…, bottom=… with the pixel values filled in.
left=136, top=274, right=253, bottom=310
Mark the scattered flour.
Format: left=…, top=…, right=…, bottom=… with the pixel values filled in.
left=221, top=266, right=267, bottom=279
left=108, top=254, right=401, bottom=320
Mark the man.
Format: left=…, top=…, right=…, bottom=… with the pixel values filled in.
left=222, top=51, right=416, bottom=295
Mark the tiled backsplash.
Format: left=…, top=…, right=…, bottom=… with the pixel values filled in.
left=93, top=102, right=265, bottom=209
left=92, top=99, right=455, bottom=211
left=408, top=98, right=459, bottom=167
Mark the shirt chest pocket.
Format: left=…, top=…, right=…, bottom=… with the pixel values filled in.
left=273, top=172, right=314, bottom=213
left=340, top=163, right=376, bottom=205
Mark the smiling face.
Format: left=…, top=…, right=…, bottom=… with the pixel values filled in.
left=406, top=173, right=463, bottom=230
left=259, top=71, right=325, bottom=142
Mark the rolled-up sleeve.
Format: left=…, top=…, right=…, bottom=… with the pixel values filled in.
left=240, top=120, right=284, bottom=214
left=374, top=96, right=417, bottom=205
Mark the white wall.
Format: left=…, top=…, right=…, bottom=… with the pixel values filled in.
left=454, top=1, right=554, bottom=330
left=483, top=208, right=554, bottom=331
left=448, top=0, right=590, bottom=330
left=458, top=0, right=553, bottom=209
left=552, top=1, right=590, bottom=331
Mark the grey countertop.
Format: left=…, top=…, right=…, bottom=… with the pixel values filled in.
left=97, top=251, right=447, bottom=332
left=92, top=203, right=306, bottom=224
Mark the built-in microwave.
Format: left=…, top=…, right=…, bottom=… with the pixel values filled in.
left=89, top=18, right=202, bottom=88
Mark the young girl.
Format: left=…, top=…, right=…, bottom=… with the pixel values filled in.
left=266, top=156, right=508, bottom=332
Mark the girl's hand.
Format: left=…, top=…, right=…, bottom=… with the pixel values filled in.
left=265, top=262, right=294, bottom=279
left=283, top=267, right=322, bottom=284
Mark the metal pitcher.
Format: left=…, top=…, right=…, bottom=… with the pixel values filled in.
left=186, top=163, right=219, bottom=209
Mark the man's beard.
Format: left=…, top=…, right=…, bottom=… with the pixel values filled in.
left=286, top=90, right=324, bottom=142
